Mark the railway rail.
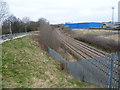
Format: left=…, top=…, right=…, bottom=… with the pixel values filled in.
left=48, top=28, right=119, bottom=88
left=52, top=29, right=119, bottom=84
left=55, top=29, right=109, bottom=60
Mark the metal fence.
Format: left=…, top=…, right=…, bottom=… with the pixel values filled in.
left=48, top=47, right=120, bottom=88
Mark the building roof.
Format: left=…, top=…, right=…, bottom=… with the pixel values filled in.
left=65, top=22, right=102, bottom=24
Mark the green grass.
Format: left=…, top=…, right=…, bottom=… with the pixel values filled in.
left=2, top=35, right=95, bottom=88
left=0, top=44, right=2, bottom=89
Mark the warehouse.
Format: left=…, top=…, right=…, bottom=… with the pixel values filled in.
left=64, top=22, right=103, bottom=29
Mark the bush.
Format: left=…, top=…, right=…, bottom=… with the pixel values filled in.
left=38, top=23, right=61, bottom=52
left=75, top=34, right=120, bottom=53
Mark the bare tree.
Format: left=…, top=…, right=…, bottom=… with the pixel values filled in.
left=0, top=0, right=9, bottom=35
left=22, top=17, right=30, bottom=32
left=38, top=17, right=49, bottom=24
left=0, top=0, right=9, bottom=23
left=7, top=15, right=17, bottom=35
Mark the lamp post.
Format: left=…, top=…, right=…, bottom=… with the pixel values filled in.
left=9, top=21, right=12, bottom=35
left=112, top=7, right=114, bottom=24
left=8, top=19, right=12, bottom=39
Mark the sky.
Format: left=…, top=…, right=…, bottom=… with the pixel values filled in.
left=6, top=0, right=120, bottom=24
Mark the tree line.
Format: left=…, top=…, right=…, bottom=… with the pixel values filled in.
left=2, top=15, right=49, bottom=34
left=0, top=0, right=49, bottom=35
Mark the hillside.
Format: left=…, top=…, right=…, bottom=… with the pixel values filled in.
left=2, top=35, right=95, bottom=88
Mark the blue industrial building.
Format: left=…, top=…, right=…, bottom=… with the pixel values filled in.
left=64, top=22, right=103, bottom=29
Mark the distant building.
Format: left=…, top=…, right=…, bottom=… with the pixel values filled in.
left=64, top=22, right=103, bottom=29
left=103, top=22, right=113, bottom=28
left=103, top=22, right=120, bottom=29
left=118, top=1, right=120, bottom=22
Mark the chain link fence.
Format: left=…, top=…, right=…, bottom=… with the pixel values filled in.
left=48, top=47, right=120, bottom=88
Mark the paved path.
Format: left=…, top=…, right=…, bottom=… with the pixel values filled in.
left=0, top=33, right=30, bottom=44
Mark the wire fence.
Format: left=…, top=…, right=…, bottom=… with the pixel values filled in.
left=48, top=47, right=120, bottom=88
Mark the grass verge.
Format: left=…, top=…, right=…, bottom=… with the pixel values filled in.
left=2, top=35, right=95, bottom=88
left=0, top=44, right=2, bottom=89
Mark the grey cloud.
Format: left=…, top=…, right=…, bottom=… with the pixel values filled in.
left=6, top=0, right=119, bottom=24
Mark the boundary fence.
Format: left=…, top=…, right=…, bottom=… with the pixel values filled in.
left=48, top=47, right=120, bottom=88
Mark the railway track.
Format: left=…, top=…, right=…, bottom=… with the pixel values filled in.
left=54, top=28, right=120, bottom=86
left=55, top=29, right=109, bottom=60
left=54, top=29, right=119, bottom=80
left=49, top=28, right=119, bottom=85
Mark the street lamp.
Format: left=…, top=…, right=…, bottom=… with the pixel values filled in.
left=7, top=17, right=13, bottom=39
left=9, top=21, right=12, bottom=35
left=112, top=7, right=115, bottom=24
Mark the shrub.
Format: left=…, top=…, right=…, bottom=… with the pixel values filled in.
left=75, top=34, right=120, bottom=53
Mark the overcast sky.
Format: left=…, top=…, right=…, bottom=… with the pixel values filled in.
left=6, top=0, right=119, bottom=24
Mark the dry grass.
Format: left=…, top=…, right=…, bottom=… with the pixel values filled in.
left=101, top=34, right=119, bottom=41
left=57, top=47, right=76, bottom=62
left=75, top=34, right=120, bottom=53
left=72, top=29, right=118, bottom=35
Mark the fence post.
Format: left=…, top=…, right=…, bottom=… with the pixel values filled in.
left=108, top=53, right=114, bottom=89
left=118, top=52, right=120, bottom=89
left=118, top=64, right=120, bottom=89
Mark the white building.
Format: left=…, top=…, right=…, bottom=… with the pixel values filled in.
left=118, top=1, right=120, bottom=22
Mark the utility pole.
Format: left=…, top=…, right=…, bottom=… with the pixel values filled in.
left=25, top=24, right=27, bottom=33
left=9, top=21, right=12, bottom=35
left=112, top=7, right=114, bottom=24
left=0, top=23, right=2, bottom=36
left=9, top=21, right=12, bottom=39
